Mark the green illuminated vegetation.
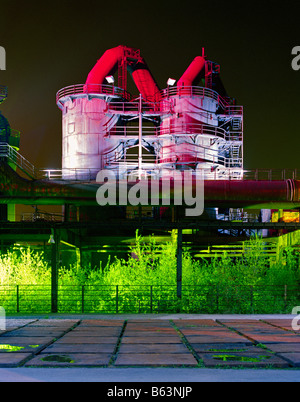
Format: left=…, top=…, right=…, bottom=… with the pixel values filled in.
left=212, top=354, right=271, bottom=362
left=0, top=344, right=25, bottom=352
left=40, top=355, right=75, bottom=363
left=0, top=233, right=299, bottom=313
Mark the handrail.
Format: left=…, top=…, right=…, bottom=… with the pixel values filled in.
left=159, top=123, right=242, bottom=142
left=160, top=86, right=242, bottom=113
left=0, top=143, right=299, bottom=183
left=103, top=123, right=242, bottom=142
left=105, top=99, right=173, bottom=115
left=56, top=83, right=132, bottom=108
left=56, top=84, right=242, bottom=116
left=17, top=166, right=300, bottom=182
left=0, top=143, right=36, bottom=179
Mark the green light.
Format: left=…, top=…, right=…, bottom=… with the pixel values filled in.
left=0, top=344, right=25, bottom=352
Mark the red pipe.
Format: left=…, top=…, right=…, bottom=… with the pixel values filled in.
left=131, top=68, right=161, bottom=102
left=85, top=46, right=124, bottom=86
left=177, top=56, right=206, bottom=88
left=85, top=45, right=161, bottom=102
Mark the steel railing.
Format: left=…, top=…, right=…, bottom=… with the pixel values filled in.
left=160, top=86, right=242, bottom=113
left=105, top=99, right=174, bottom=115
left=0, top=284, right=298, bottom=314
left=104, top=123, right=242, bottom=142
left=0, top=143, right=36, bottom=179
left=56, top=83, right=132, bottom=108
left=0, top=143, right=298, bottom=182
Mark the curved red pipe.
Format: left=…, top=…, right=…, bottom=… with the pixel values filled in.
left=85, top=46, right=124, bottom=86
left=85, top=45, right=161, bottom=102
left=177, top=56, right=206, bottom=87
left=131, top=68, right=161, bottom=102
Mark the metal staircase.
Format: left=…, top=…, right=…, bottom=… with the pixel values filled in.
left=0, top=143, right=36, bottom=179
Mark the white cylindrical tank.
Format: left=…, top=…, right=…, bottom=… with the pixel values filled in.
left=57, top=88, right=121, bottom=180
left=159, top=89, right=219, bottom=168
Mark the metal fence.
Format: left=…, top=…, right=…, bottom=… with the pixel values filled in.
left=0, top=284, right=299, bottom=314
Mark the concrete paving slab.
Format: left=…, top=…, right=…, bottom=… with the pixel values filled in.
left=67, top=328, right=121, bottom=336
left=40, top=343, right=116, bottom=354
left=55, top=336, right=119, bottom=344
left=125, top=326, right=176, bottom=332
left=174, top=326, right=224, bottom=332
left=123, top=329, right=177, bottom=337
left=191, top=343, right=265, bottom=353
left=121, top=336, right=182, bottom=344
left=179, top=329, right=238, bottom=336
left=5, top=319, right=37, bottom=328
left=235, top=328, right=287, bottom=334
left=185, top=334, right=253, bottom=344
left=1, top=316, right=300, bottom=370
left=266, top=343, right=300, bottom=353
left=25, top=353, right=112, bottom=366
left=26, top=319, right=79, bottom=327
left=173, top=319, right=221, bottom=327
left=70, top=325, right=120, bottom=330
left=0, top=328, right=67, bottom=337
left=246, top=334, right=300, bottom=343
left=126, top=321, right=171, bottom=326
left=198, top=351, right=289, bottom=368
left=0, top=337, right=54, bottom=346
left=218, top=319, right=266, bottom=323
left=276, top=353, right=300, bottom=367
left=78, top=320, right=124, bottom=326
left=219, top=320, right=279, bottom=328
left=0, top=342, right=46, bottom=354
left=263, top=319, right=299, bottom=332
left=0, top=353, right=33, bottom=367
left=13, top=326, right=73, bottom=332
left=126, top=320, right=171, bottom=324
left=118, top=343, right=189, bottom=354
left=115, top=353, right=198, bottom=366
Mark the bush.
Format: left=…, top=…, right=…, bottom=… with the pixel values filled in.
left=0, top=233, right=299, bottom=313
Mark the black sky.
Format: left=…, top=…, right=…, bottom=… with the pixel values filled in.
left=1, top=0, right=300, bottom=171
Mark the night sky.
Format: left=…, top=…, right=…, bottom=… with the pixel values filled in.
left=1, top=0, right=300, bottom=171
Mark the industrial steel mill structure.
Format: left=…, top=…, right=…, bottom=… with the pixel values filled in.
left=0, top=46, right=300, bottom=311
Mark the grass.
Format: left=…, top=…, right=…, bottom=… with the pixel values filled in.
left=0, top=232, right=299, bottom=313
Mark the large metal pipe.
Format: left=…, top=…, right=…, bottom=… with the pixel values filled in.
left=1, top=164, right=300, bottom=209
left=85, top=46, right=124, bottom=85
left=131, top=66, right=161, bottom=102
left=177, top=56, right=206, bottom=87
left=85, top=45, right=161, bottom=101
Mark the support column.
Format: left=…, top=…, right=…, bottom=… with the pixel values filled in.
left=51, top=228, right=60, bottom=313
left=176, top=228, right=183, bottom=300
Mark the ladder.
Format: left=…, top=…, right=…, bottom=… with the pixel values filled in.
left=232, top=118, right=241, bottom=131
left=205, top=61, right=213, bottom=89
